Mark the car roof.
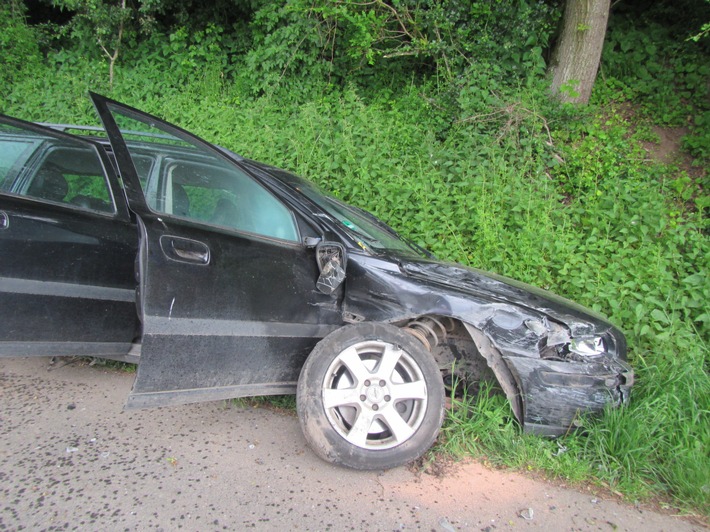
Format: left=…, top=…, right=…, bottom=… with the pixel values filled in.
left=35, top=123, right=246, bottom=161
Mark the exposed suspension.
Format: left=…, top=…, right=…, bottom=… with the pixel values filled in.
left=402, top=316, right=455, bottom=351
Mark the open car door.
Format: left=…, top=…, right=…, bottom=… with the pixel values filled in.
left=90, top=93, right=343, bottom=409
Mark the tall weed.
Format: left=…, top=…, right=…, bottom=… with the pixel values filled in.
left=0, top=3, right=42, bottom=91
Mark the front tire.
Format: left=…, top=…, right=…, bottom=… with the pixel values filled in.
left=297, top=322, right=445, bottom=470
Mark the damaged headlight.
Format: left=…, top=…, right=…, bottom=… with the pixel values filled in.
left=526, top=318, right=613, bottom=361
left=568, top=336, right=606, bottom=358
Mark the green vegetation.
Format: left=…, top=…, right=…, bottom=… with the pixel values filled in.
left=227, top=395, right=297, bottom=412
left=2, top=0, right=708, bottom=515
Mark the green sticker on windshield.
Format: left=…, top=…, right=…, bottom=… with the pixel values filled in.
left=342, top=219, right=357, bottom=230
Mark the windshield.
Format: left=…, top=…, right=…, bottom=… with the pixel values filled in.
left=320, top=195, right=427, bottom=256
left=256, top=163, right=428, bottom=257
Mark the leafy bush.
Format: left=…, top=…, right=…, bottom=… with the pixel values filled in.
left=0, top=2, right=42, bottom=89
left=599, top=9, right=710, bottom=165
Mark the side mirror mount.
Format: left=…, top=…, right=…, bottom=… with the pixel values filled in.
left=315, top=242, right=346, bottom=295
left=303, top=236, right=322, bottom=248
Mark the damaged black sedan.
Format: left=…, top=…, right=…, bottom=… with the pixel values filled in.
left=0, top=94, right=633, bottom=470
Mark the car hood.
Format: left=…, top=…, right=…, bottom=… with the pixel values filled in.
left=396, top=257, right=619, bottom=338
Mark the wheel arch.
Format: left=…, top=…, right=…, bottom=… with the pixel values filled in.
left=388, top=315, right=523, bottom=425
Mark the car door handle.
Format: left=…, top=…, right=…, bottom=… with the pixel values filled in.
left=159, top=235, right=210, bottom=265
left=0, top=211, right=8, bottom=230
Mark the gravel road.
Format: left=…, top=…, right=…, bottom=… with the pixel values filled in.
left=0, top=357, right=702, bottom=531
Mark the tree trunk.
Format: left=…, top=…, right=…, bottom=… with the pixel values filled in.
left=549, top=0, right=610, bottom=105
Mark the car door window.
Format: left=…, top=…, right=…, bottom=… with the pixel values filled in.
left=106, top=107, right=299, bottom=242
left=0, top=122, right=116, bottom=214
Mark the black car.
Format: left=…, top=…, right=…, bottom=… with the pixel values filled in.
left=0, top=94, right=633, bottom=470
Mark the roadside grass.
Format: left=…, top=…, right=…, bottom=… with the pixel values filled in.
left=93, top=359, right=137, bottom=373
left=2, top=46, right=708, bottom=515
left=51, top=356, right=137, bottom=373
left=227, top=395, right=297, bottom=413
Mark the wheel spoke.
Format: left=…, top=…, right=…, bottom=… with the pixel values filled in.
left=374, top=343, right=402, bottom=380
left=337, top=346, right=371, bottom=384
left=389, top=380, right=427, bottom=401
left=323, top=387, right=361, bottom=409
left=345, top=408, right=376, bottom=447
left=380, top=409, right=414, bottom=443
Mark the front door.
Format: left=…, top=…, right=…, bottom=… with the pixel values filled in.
left=90, top=94, right=343, bottom=408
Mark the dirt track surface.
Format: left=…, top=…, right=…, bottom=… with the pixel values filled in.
left=0, top=357, right=702, bottom=531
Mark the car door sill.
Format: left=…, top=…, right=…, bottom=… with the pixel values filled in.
left=0, top=341, right=138, bottom=362
left=125, top=382, right=297, bottom=410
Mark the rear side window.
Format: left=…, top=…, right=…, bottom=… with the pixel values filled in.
left=0, top=122, right=116, bottom=214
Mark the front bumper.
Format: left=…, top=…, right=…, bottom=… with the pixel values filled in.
left=504, top=355, right=634, bottom=436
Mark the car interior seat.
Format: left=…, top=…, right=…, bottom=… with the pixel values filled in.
left=172, top=183, right=191, bottom=217
left=212, top=197, right=239, bottom=228
left=27, top=164, right=69, bottom=203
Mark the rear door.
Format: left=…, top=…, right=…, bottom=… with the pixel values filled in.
left=90, top=94, right=343, bottom=408
left=0, top=117, right=138, bottom=358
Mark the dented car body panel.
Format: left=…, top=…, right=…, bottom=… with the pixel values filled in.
left=0, top=94, right=633, bottom=438
left=338, top=253, right=632, bottom=434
